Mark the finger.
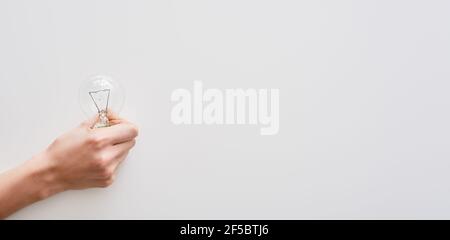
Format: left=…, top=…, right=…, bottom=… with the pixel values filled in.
left=104, top=141, right=133, bottom=167
left=109, top=118, right=127, bottom=126
left=106, top=111, right=128, bottom=125
left=111, top=147, right=131, bottom=167
left=107, top=110, right=120, bottom=120
left=81, top=115, right=99, bottom=128
left=81, top=111, right=126, bottom=128
left=111, top=139, right=136, bottom=159
left=94, top=175, right=115, bottom=188
left=95, top=123, right=139, bottom=145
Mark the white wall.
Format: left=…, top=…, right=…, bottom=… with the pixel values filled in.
left=1, top=0, right=450, bottom=219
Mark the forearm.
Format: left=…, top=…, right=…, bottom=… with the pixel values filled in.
left=0, top=152, right=63, bottom=219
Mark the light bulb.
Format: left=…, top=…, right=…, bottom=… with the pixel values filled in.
left=79, top=75, right=125, bottom=128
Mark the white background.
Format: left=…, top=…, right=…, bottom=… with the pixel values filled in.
left=1, top=0, right=450, bottom=219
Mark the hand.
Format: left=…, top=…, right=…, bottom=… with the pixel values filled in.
left=0, top=114, right=138, bottom=218
left=44, top=113, right=139, bottom=191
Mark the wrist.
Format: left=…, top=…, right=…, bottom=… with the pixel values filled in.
left=0, top=151, right=65, bottom=218
left=22, top=151, right=65, bottom=201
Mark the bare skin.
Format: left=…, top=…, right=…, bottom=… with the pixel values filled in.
left=0, top=113, right=138, bottom=219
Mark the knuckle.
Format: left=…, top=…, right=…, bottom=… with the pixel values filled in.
left=86, top=134, right=100, bottom=146
left=92, top=155, right=108, bottom=169
left=100, top=177, right=114, bottom=188
left=86, top=134, right=108, bottom=148
left=100, top=168, right=114, bottom=179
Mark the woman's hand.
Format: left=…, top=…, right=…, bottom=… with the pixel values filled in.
left=0, top=114, right=138, bottom=218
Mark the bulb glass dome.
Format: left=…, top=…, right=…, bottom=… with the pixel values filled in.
left=79, top=75, right=125, bottom=128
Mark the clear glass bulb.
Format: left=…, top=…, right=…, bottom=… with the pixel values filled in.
left=79, top=75, right=125, bottom=128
